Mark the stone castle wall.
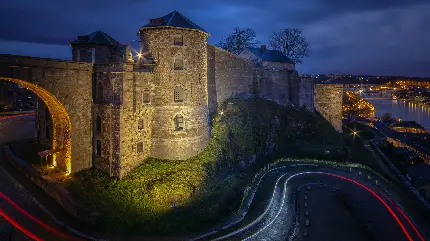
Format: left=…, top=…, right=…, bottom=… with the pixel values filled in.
left=139, top=28, right=210, bottom=162
left=299, top=78, right=315, bottom=111
left=0, top=55, right=93, bottom=173
left=314, top=84, right=343, bottom=132
left=207, top=44, right=256, bottom=113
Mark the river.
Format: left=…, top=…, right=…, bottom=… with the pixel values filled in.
left=364, top=97, right=430, bottom=130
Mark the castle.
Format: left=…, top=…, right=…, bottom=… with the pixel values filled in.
left=35, top=10, right=320, bottom=178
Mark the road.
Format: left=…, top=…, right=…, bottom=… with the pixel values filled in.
left=192, top=163, right=427, bottom=241
left=0, top=115, right=91, bottom=241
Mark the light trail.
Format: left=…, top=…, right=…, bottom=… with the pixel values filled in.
left=211, top=171, right=418, bottom=241
left=0, top=208, right=43, bottom=241
left=0, top=191, right=82, bottom=241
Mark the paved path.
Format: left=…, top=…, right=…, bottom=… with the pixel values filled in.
left=192, top=163, right=428, bottom=241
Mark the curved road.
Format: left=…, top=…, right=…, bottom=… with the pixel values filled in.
left=192, top=164, right=427, bottom=241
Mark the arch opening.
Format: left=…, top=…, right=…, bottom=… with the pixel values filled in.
left=0, top=77, right=72, bottom=174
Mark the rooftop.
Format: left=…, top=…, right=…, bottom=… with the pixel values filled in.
left=70, top=31, right=122, bottom=46
left=391, top=121, right=426, bottom=130
left=141, top=10, right=207, bottom=34
left=247, top=46, right=294, bottom=64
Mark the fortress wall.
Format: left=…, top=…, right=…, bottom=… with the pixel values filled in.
left=314, top=84, right=343, bottom=132
left=207, top=44, right=255, bottom=113
left=0, top=55, right=93, bottom=173
left=299, top=78, right=315, bottom=111
left=260, top=69, right=291, bottom=106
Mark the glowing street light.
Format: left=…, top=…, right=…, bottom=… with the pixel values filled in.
left=137, top=53, right=142, bottom=58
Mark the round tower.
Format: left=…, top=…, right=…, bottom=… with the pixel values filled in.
left=139, top=10, right=210, bottom=160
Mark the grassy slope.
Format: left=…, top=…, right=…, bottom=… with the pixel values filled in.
left=67, top=98, right=346, bottom=235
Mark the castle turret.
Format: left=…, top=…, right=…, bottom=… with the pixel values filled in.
left=70, top=31, right=132, bottom=64
left=138, top=10, right=210, bottom=160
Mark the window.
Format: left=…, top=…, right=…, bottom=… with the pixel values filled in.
left=174, top=114, right=184, bottom=131
left=142, top=91, right=150, bottom=103
left=174, top=55, right=184, bottom=70
left=76, top=49, right=81, bottom=62
left=137, top=142, right=143, bottom=153
left=173, top=34, right=183, bottom=46
left=96, top=116, right=102, bottom=133
left=45, top=126, right=50, bottom=140
left=174, top=86, right=184, bottom=102
left=138, top=119, right=144, bottom=130
left=96, top=140, right=102, bottom=157
left=96, top=82, right=104, bottom=103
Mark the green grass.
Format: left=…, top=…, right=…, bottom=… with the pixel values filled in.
left=67, top=98, right=346, bottom=235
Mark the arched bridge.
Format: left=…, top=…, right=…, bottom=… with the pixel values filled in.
left=0, top=54, right=93, bottom=174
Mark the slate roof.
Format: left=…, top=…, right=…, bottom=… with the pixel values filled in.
left=141, top=10, right=207, bottom=33
left=407, top=163, right=430, bottom=187
left=70, top=31, right=122, bottom=46
left=247, top=47, right=294, bottom=64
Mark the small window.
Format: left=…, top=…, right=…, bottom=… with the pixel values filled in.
left=138, top=119, right=144, bottom=129
left=174, top=56, right=184, bottom=70
left=174, top=86, right=184, bottom=102
left=174, top=114, right=184, bottom=131
left=173, top=34, right=183, bottom=46
left=96, top=140, right=102, bottom=156
left=96, top=116, right=102, bottom=133
left=137, top=142, right=143, bottom=153
left=45, top=126, right=50, bottom=140
left=77, top=49, right=81, bottom=62
left=142, top=91, right=150, bottom=103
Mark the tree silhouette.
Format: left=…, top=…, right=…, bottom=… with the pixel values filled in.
left=217, top=27, right=259, bottom=55
left=269, top=28, right=310, bottom=64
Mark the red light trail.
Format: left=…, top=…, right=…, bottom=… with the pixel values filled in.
left=0, top=191, right=82, bottom=241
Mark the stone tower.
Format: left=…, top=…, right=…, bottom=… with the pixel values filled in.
left=138, top=10, right=210, bottom=160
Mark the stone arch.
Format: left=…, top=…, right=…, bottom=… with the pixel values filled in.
left=0, top=77, right=72, bottom=174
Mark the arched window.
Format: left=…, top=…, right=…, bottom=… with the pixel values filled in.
left=96, top=82, right=104, bottom=103
left=174, top=86, right=184, bottom=102
left=96, top=116, right=102, bottom=133
left=45, top=126, right=50, bottom=140
left=173, top=34, right=183, bottom=46
left=174, top=55, right=184, bottom=70
left=174, top=114, right=184, bottom=131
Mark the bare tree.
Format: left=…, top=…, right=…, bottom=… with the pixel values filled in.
left=217, top=27, right=259, bottom=55
left=269, top=28, right=310, bottom=64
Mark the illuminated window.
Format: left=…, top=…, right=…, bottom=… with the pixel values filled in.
left=138, top=119, right=143, bottom=129
left=142, top=91, right=150, bottom=103
left=96, top=82, right=104, bottom=103
left=174, top=86, right=184, bottom=102
left=96, top=140, right=102, bottom=157
left=174, top=55, right=184, bottom=70
left=173, top=34, right=183, bottom=46
left=96, top=116, right=102, bottom=133
left=137, top=142, right=143, bottom=153
left=174, top=114, right=184, bottom=131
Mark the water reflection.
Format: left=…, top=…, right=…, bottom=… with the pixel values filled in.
left=365, top=97, right=430, bottom=130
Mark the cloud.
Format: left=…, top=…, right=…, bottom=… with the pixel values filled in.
left=298, top=2, right=430, bottom=76
left=0, top=0, right=428, bottom=76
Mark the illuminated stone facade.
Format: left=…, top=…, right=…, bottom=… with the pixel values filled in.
left=0, top=11, right=336, bottom=179
left=0, top=55, right=93, bottom=173
left=314, top=84, right=343, bottom=133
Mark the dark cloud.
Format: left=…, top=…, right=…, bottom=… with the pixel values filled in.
left=0, top=0, right=429, bottom=76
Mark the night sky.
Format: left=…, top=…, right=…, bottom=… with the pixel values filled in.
left=1, top=0, right=429, bottom=77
